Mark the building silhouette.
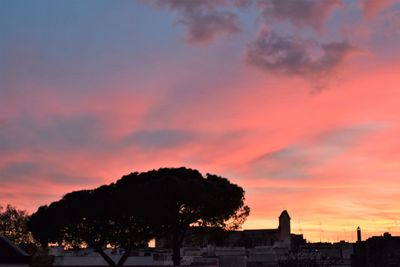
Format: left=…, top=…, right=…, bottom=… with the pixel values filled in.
left=0, top=235, right=31, bottom=266
left=352, top=231, right=400, bottom=267
left=156, top=210, right=300, bottom=249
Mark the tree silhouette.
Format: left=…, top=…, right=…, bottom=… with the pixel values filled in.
left=0, top=204, right=34, bottom=246
left=28, top=185, right=152, bottom=266
left=28, top=167, right=250, bottom=266
left=116, top=167, right=250, bottom=265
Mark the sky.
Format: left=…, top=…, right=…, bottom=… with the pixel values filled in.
left=1, top=0, right=400, bottom=242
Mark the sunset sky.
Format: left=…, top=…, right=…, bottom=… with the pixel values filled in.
left=1, top=0, right=400, bottom=242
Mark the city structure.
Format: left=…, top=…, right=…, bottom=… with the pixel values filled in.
left=352, top=231, right=400, bottom=267
left=156, top=210, right=354, bottom=267
left=20, top=212, right=400, bottom=267
left=30, top=221, right=400, bottom=267
left=0, top=235, right=31, bottom=267
left=156, top=210, right=299, bottom=250
left=33, top=210, right=359, bottom=267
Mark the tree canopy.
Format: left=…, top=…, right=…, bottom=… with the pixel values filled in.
left=0, top=204, right=33, bottom=245
left=28, top=184, right=151, bottom=266
left=28, top=167, right=250, bottom=266
left=116, top=168, right=250, bottom=265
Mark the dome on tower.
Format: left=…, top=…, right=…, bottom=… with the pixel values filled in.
left=279, top=210, right=291, bottom=220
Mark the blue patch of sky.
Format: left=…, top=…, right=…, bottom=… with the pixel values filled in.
left=325, top=2, right=362, bottom=43
left=0, top=0, right=184, bottom=94
left=364, top=3, right=400, bottom=57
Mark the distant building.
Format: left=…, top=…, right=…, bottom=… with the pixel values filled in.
left=282, top=241, right=353, bottom=266
left=41, top=211, right=359, bottom=267
left=156, top=210, right=301, bottom=249
left=243, top=210, right=292, bottom=248
left=352, top=231, right=400, bottom=267
left=155, top=210, right=313, bottom=267
left=0, top=235, right=31, bottom=267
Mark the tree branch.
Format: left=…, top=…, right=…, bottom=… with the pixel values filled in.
left=95, top=245, right=116, bottom=267
left=117, top=247, right=131, bottom=266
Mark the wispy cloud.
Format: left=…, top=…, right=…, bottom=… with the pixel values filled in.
left=0, top=160, right=97, bottom=185
left=247, top=124, right=383, bottom=180
left=0, top=115, right=104, bottom=152
left=122, top=129, right=195, bottom=149
left=362, top=0, right=396, bottom=20
left=257, top=0, right=341, bottom=32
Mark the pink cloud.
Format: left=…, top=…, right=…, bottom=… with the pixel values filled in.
left=362, top=0, right=395, bottom=20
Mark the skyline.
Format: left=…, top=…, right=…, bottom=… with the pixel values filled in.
left=1, top=0, right=400, bottom=242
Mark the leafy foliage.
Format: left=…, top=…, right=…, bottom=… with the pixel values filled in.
left=28, top=167, right=250, bottom=266
left=0, top=204, right=34, bottom=245
left=28, top=185, right=151, bottom=266
left=115, top=167, right=250, bottom=265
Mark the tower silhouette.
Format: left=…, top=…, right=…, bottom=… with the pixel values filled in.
left=357, top=226, right=362, bottom=242
left=279, top=210, right=291, bottom=244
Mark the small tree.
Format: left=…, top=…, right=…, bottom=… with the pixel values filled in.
left=0, top=204, right=34, bottom=245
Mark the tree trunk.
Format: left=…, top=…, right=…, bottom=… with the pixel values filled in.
left=172, top=230, right=182, bottom=266
left=172, top=226, right=188, bottom=266
left=95, top=245, right=117, bottom=267
left=172, top=241, right=181, bottom=266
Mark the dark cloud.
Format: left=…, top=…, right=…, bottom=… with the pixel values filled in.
left=0, top=162, right=39, bottom=179
left=257, top=0, right=342, bottom=31
left=246, top=29, right=355, bottom=83
left=122, top=129, right=194, bottom=149
left=152, top=0, right=342, bottom=45
left=0, top=115, right=104, bottom=152
left=154, top=0, right=252, bottom=15
left=153, top=0, right=242, bottom=44
left=248, top=124, right=382, bottom=179
left=146, top=0, right=358, bottom=89
left=36, top=116, right=103, bottom=148
left=155, top=0, right=227, bottom=11
left=0, top=161, right=96, bottom=186
left=251, top=146, right=311, bottom=179
left=178, top=10, right=241, bottom=44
